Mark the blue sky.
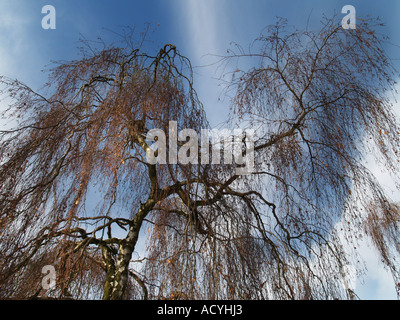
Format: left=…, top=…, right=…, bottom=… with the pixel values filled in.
left=0, top=0, right=399, bottom=299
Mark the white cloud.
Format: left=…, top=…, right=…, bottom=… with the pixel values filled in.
left=356, top=240, right=397, bottom=300
left=177, top=0, right=229, bottom=61
left=171, top=0, right=235, bottom=127
left=0, top=2, right=40, bottom=80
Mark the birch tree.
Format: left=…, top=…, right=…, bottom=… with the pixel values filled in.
left=1, top=16, right=399, bottom=300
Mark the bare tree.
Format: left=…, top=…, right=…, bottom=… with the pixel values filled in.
left=0, top=31, right=208, bottom=300
left=217, top=15, right=400, bottom=299
left=0, top=16, right=399, bottom=300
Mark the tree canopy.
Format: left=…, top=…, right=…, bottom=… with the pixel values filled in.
left=0, top=16, right=399, bottom=300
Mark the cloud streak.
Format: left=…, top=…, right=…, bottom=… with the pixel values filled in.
left=170, top=0, right=235, bottom=127
left=177, top=0, right=229, bottom=62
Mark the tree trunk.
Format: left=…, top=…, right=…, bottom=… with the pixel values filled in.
left=102, top=136, right=157, bottom=300
left=102, top=202, right=152, bottom=300
left=108, top=243, right=133, bottom=300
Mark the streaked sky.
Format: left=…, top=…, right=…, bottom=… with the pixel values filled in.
left=0, top=0, right=399, bottom=299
